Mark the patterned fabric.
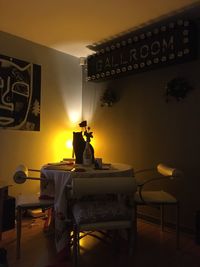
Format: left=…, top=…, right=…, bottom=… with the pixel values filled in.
left=72, top=200, right=131, bottom=224
left=53, top=172, right=72, bottom=252
left=40, top=163, right=134, bottom=252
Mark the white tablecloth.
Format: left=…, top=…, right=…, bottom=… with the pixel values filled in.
left=41, top=163, right=133, bottom=253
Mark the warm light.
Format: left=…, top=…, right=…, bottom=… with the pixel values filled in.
left=52, top=130, right=73, bottom=161
left=66, top=139, right=73, bottom=149
left=70, top=231, right=101, bottom=255
left=68, top=110, right=81, bottom=124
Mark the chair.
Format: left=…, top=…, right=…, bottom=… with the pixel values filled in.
left=134, top=163, right=182, bottom=249
left=13, top=165, right=54, bottom=259
left=68, top=176, right=137, bottom=267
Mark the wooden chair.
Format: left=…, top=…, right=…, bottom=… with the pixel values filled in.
left=68, top=176, right=137, bottom=267
left=134, top=163, right=182, bottom=249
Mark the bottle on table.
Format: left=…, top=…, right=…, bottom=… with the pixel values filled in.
left=83, top=141, right=93, bottom=166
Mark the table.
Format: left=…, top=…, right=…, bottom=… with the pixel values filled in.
left=40, top=163, right=134, bottom=253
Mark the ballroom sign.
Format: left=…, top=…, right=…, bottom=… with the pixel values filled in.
left=87, top=18, right=198, bottom=82
left=0, top=54, right=41, bottom=131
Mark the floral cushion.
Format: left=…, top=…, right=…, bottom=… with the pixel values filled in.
left=72, top=200, right=131, bottom=224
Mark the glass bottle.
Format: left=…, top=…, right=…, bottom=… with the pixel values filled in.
left=83, top=141, right=93, bottom=166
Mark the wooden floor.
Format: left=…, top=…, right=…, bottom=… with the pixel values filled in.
left=0, top=217, right=200, bottom=267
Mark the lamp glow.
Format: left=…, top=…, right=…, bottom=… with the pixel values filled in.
left=68, top=110, right=81, bottom=124
left=53, top=130, right=73, bottom=161
left=66, top=139, right=73, bottom=149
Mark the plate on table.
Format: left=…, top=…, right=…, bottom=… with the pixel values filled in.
left=44, top=163, right=74, bottom=171
left=95, top=163, right=111, bottom=170
left=71, top=167, right=86, bottom=172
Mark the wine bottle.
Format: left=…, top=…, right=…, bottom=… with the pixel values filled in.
left=83, top=141, right=93, bottom=166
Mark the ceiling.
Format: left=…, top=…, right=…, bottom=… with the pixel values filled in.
left=1, top=0, right=199, bottom=58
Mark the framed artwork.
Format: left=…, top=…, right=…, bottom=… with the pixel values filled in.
left=0, top=54, right=41, bottom=131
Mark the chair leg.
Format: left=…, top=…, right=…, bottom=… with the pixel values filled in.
left=66, top=227, right=72, bottom=258
left=16, top=206, right=22, bottom=259
left=73, top=225, right=80, bottom=267
left=134, top=203, right=138, bottom=248
left=176, top=202, right=180, bottom=249
left=129, top=225, right=137, bottom=255
left=160, top=204, right=164, bottom=232
left=112, top=229, right=120, bottom=252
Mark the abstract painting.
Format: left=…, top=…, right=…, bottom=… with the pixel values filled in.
left=0, top=54, right=41, bottom=131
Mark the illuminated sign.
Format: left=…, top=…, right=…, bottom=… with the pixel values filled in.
left=87, top=18, right=198, bottom=82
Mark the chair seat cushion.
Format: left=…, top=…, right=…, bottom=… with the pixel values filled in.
left=16, top=194, right=54, bottom=208
left=72, top=200, right=131, bottom=224
left=135, top=190, right=177, bottom=204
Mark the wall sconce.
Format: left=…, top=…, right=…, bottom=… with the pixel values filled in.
left=165, top=77, right=193, bottom=102
left=100, top=88, right=119, bottom=107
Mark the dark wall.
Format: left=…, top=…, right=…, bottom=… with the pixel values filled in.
left=82, top=7, right=200, bottom=231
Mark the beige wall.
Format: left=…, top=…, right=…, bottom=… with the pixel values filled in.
left=1, top=9, right=199, bottom=232
left=0, top=31, right=82, bottom=196
left=82, top=16, right=200, bottom=231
